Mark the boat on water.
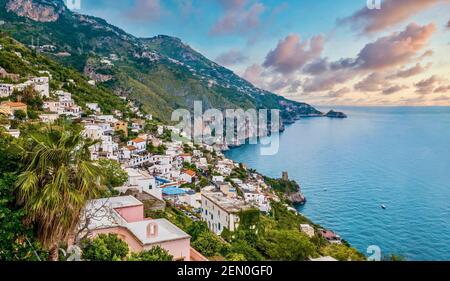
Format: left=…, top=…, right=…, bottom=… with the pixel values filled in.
left=381, top=204, right=387, bottom=210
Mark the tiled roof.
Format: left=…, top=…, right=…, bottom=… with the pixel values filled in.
left=131, top=137, right=146, bottom=143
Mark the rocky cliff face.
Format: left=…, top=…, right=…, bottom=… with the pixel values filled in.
left=6, top=0, right=65, bottom=22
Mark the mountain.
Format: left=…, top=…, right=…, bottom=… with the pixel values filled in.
left=0, top=0, right=322, bottom=122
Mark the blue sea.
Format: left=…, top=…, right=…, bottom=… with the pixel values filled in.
left=225, top=106, right=450, bottom=261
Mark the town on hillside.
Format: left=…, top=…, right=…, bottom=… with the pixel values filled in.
left=0, top=49, right=360, bottom=262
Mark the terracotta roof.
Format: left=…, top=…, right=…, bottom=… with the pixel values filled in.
left=184, top=169, right=196, bottom=177
left=131, top=137, right=146, bottom=143
left=127, top=146, right=137, bottom=151
left=1, top=101, right=27, bottom=107
left=180, top=154, right=192, bottom=157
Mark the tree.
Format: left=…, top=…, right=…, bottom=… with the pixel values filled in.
left=228, top=240, right=265, bottom=261
left=192, top=232, right=224, bottom=257
left=186, top=221, right=210, bottom=242
left=27, top=110, right=39, bottom=120
left=15, top=125, right=105, bottom=261
left=98, top=159, right=128, bottom=188
left=226, top=253, right=246, bottom=261
left=13, top=110, right=27, bottom=121
left=262, top=229, right=316, bottom=261
left=12, top=86, right=43, bottom=111
left=0, top=134, right=21, bottom=175
left=81, top=234, right=129, bottom=261
left=128, top=246, right=173, bottom=261
left=320, top=244, right=366, bottom=261
left=0, top=174, right=48, bottom=261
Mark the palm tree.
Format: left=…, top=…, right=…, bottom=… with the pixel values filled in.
left=16, top=124, right=105, bottom=261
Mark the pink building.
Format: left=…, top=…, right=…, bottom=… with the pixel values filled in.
left=81, top=196, right=206, bottom=261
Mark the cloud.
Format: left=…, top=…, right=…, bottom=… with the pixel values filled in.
left=210, top=1, right=266, bottom=36
left=263, top=34, right=325, bottom=75
left=303, top=58, right=329, bottom=75
left=326, top=87, right=350, bottom=98
left=218, top=0, right=247, bottom=10
left=242, top=64, right=266, bottom=87
left=434, top=85, right=450, bottom=93
left=356, top=23, right=436, bottom=70
left=355, top=72, right=388, bottom=92
left=415, top=75, right=442, bottom=94
left=382, top=85, right=408, bottom=95
left=215, top=49, right=248, bottom=66
left=433, top=95, right=450, bottom=102
left=297, top=23, right=435, bottom=94
left=302, top=68, right=354, bottom=93
left=389, top=63, right=430, bottom=79
left=339, top=0, right=447, bottom=34
left=124, top=0, right=163, bottom=21
left=419, top=50, right=434, bottom=59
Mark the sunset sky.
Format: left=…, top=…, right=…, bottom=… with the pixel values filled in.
left=78, top=0, right=450, bottom=106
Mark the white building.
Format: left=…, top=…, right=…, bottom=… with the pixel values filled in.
left=0, top=84, right=14, bottom=98
left=201, top=192, right=253, bottom=235
left=127, top=138, right=147, bottom=153
left=86, top=103, right=101, bottom=113
left=96, top=115, right=118, bottom=124
left=127, top=153, right=153, bottom=168
left=39, top=113, right=59, bottom=123
left=117, top=168, right=162, bottom=200
left=15, top=77, right=49, bottom=98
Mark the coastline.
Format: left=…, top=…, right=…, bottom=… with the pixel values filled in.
left=222, top=118, right=360, bottom=255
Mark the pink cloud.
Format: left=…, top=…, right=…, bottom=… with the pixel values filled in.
left=356, top=23, right=436, bottom=70
left=339, top=0, right=447, bottom=33
left=297, top=23, right=435, bottom=93
left=415, top=75, right=443, bottom=94
left=389, top=63, right=431, bottom=79
left=124, top=0, right=163, bottom=21
left=242, top=64, right=266, bottom=87
left=434, top=85, right=450, bottom=93
left=210, top=1, right=266, bottom=36
left=355, top=72, right=388, bottom=92
left=382, top=85, right=408, bottom=95
left=263, top=34, right=325, bottom=75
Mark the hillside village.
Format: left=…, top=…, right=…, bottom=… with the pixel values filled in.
left=0, top=37, right=364, bottom=262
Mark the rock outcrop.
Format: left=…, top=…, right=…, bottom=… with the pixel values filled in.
left=6, top=0, right=65, bottom=22
left=325, top=110, right=347, bottom=119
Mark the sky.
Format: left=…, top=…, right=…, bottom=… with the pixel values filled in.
left=76, top=0, right=450, bottom=106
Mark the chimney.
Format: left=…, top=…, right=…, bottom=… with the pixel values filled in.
left=146, top=222, right=158, bottom=238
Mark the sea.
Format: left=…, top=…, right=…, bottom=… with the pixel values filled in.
left=225, top=106, right=450, bottom=261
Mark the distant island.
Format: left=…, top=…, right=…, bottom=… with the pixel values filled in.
left=325, top=110, right=348, bottom=119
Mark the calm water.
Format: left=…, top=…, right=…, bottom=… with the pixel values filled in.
left=225, top=107, right=450, bottom=261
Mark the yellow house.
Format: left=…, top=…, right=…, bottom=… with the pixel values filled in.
left=0, top=101, right=27, bottom=116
